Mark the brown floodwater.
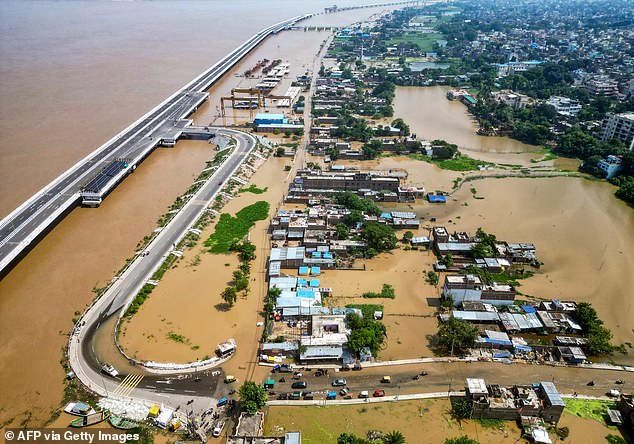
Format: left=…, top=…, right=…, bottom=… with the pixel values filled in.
left=393, top=86, right=540, bottom=155
left=0, top=3, right=394, bottom=427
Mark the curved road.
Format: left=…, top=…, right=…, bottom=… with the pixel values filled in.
left=68, top=128, right=257, bottom=414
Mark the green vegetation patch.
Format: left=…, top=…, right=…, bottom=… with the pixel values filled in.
left=387, top=32, right=444, bottom=52
left=362, top=284, right=395, bottom=299
left=346, top=304, right=384, bottom=319
left=204, top=201, right=270, bottom=253
left=239, top=184, right=268, bottom=195
left=409, top=153, right=486, bottom=171
left=564, top=398, right=617, bottom=424
left=125, top=284, right=155, bottom=317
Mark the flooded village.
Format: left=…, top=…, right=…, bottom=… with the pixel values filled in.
left=1, top=1, right=633, bottom=444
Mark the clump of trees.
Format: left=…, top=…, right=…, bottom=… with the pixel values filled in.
left=434, top=317, right=478, bottom=355
left=362, top=284, right=396, bottom=299
left=335, top=191, right=382, bottom=216
left=573, top=302, right=615, bottom=355
left=361, top=222, right=398, bottom=253
left=363, top=139, right=384, bottom=159
left=238, top=381, right=267, bottom=414
left=346, top=312, right=386, bottom=357
left=337, top=431, right=405, bottom=444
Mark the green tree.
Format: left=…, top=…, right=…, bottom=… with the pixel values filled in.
left=361, top=222, right=398, bottom=251
left=586, top=323, right=614, bottom=355
left=402, top=230, right=414, bottom=243
left=439, top=253, right=454, bottom=266
left=275, top=147, right=285, bottom=157
left=231, top=240, right=257, bottom=262
left=451, top=398, right=473, bottom=419
left=337, top=434, right=369, bottom=444
left=363, top=139, right=384, bottom=159
left=471, top=242, right=493, bottom=258
left=336, top=223, right=350, bottom=240
left=268, top=285, right=282, bottom=304
left=612, top=175, right=634, bottom=205
left=382, top=431, right=406, bottom=444
left=238, top=381, right=267, bottom=414
left=444, top=436, right=479, bottom=444
left=391, top=118, right=410, bottom=136
left=221, top=286, right=237, bottom=307
left=573, top=302, right=601, bottom=332
left=435, top=317, right=478, bottom=355
left=233, top=270, right=249, bottom=292
left=346, top=312, right=386, bottom=357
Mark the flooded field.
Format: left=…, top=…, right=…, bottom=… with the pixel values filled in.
left=264, top=398, right=621, bottom=444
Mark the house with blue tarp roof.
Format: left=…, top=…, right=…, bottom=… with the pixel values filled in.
left=299, top=266, right=309, bottom=275
left=311, top=266, right=321, bottom=275
left=309, top=279, right=320, bottom=287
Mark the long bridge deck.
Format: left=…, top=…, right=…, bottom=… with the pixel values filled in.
left=0, top=14, right=311, bottom=273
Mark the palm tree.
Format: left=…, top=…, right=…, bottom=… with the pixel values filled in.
left=382, top=431, right=405, bottom=444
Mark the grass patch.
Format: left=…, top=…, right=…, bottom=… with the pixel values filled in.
left=387, top=32, right=443, bottom=52
left=239, top=184, right=268, bottom=195
left=477, top=418, right=505, bottom=429
left=204, top=201, right=270, bottom=253
left=530, top=151, right=558, bottom=163
left=362, top=284, right=395, bottom=299
left=564, top=398, right=617, bottom=424
left=125, top=284, right=155, bottom=317
left=346, top=304, right=384, bottom=318
left=408, top=153, right=487, bottom=171
left=166, top=332, right=187, bottom=343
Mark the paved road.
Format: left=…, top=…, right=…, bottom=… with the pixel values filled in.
left=68, top=128, right=257, bottom=414
left=0, top=14, right=310, bottom=274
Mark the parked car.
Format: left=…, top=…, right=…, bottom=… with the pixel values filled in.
left=224, top=375, right=236, bottom=383
left=359, top=391, right=369, bottom=398
left=381, top=376, right=391, bottom=383
left=608, top=389, right=621, bottom=397
left=374, top=390, right=385, bottom=397
left=340, top=387, right=350, bottom=396
left=289, top=392, right=301, bottom=400
left=302, top=391, right=314, bottom=400
left=292, top=372, right=303, bottom=380
left=291, top=381, right=307, bottom=389
left=217, top=397, right=228, bottom=407
left=326, top=391, right=337, bottom=400
left=332, top=378, right=347, bottom=387
left=277, top=393, right=288, bottom=400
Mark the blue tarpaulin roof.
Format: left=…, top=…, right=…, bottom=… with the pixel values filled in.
left=428, top=195, right=447, bottom=203
left=309, top=279, right=320, bottom=287
left=311, top=266, right=321, bottom=275
left=297, top=278, right=307, bottom=287
left=380, top=213, right=393, bottom=219
left=299, top=266, right=309, bottom=275
left=312, top=251, right=322, bottom=258
left=494, top=351, right=512, bottom=358
left=323, top=252, right=333, bottom=259
left=297, top=289, right=316, bottom=299
left=522, top=305, right=537, bottom=313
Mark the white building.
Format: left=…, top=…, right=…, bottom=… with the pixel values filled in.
left=597, top=155, right=624, bottom=179
left=601, top=113, right=634, bottom=150
left=545, top=96, right=582, bottom=117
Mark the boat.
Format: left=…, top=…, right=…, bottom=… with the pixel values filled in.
left=69, top=411, right=109, bottom=428
left=63, top=402, right=95, bottom=417
left=109, top=414, right=139, bottom=430
left=101, top=363, right=119, bottom=378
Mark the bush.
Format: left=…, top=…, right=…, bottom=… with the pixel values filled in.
left=362, top=284, right=395, bottom=299
left=204, top=201, right=269, bottom=253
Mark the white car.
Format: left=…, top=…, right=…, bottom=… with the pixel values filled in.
left=212, top=423, right=224, bottom=437
left=608, top=389, right=620, bottom=397
left=332, top=378, right=347, bottom=387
